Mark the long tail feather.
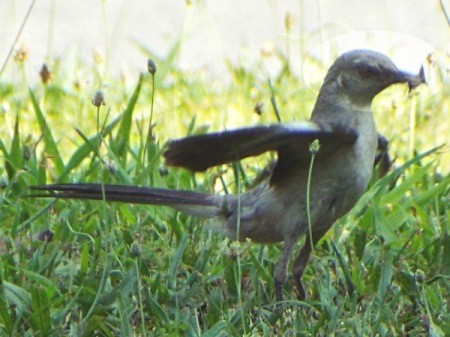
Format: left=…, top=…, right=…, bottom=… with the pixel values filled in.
left=30, top=184, right=222, bottom=218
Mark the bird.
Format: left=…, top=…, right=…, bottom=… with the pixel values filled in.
left=30, top=49, right=425, bottom=301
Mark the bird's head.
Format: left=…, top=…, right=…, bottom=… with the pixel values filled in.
left=319, top=49, right=425, bottom=108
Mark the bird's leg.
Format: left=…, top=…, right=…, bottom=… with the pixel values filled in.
left=292, top=228, right=328, bottom=300
left=274, top=235, right=299, bottom=302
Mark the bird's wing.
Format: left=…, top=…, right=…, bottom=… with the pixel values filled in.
left=163, top=121, right=359, bottom=175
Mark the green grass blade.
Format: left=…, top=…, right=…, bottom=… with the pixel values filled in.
left=412, top=175, right=450, bottom=205
left=1, top=114, right=22, bottom=180
left=144, top=287, right=169, bottom=324
left=248, top=249, right=273, bottom=285
left=29, top=88, right=65, bottom=175
left=0, top=281, right=14, bottom=333
left=169, top=234, right=187, bottom=288
left=331, top=241, right=355, bottom=297
left=74, top=127, right=132, bottom=184
left=56, top=114, right=122, bottom=182
left=201, top=321, right=227, bottom=337
left=376, top=251, right=394, bottom=300
left=29, top=285, right=52, bottom=336
left=442, top=233, right=450, bottom=275
left=375, top=145, right=444, bottom=190
left=112, top=73, right=143, bottom=161
left=380, top=164, right=430, bottom=205
left=3, top=281, right=31, bottom=315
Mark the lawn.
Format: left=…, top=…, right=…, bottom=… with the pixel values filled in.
left=0, top=40, right=449, bottom=336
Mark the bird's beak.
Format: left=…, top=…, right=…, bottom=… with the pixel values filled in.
left=396, top=66, right=426, bottom=91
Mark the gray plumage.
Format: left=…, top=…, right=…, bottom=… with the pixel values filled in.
left=30, top=49, right=425, bottom=301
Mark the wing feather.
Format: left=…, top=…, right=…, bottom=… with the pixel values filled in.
left=163, top=122, right=358, bottom=172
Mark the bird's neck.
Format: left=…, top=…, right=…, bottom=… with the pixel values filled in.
left=310, top=89, right=374, bottom=129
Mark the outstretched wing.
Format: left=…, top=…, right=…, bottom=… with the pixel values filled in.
left=163, top=121, right=359, bottom=174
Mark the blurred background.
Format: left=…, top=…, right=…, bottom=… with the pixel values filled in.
left=0, top=0, right=448, bottom=170
left=1, top=0, right=449, bottom=82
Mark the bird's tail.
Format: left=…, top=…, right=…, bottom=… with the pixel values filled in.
left=30, top=184, right=224, bottom=218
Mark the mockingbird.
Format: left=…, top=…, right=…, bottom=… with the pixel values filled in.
left=31, top=49, right=425, bottom=301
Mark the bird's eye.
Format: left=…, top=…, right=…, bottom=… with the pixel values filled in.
left=357, top=64, right=380, bottom=77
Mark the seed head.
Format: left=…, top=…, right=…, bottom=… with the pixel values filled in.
left=40, top=63, right=52, bottom=84
left=14, top=44, right=29, bottom=63
left=309, top=139, right=321, bottom=155
left=92, top=90, right=105, bottom=107
left=253, top=102, right=263, bottom=116
left=147, top=59, right=157, bottom=75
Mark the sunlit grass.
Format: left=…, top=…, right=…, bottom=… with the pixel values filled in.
left=0, top=41, right=449, bottom=336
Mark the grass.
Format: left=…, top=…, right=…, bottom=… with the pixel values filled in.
left=0, top=40, right=449, bottom=336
